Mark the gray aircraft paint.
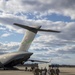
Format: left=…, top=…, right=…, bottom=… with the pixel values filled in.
left=0, top=23, right=60, bottom=69
left=0, top=25, right=41, bottom=68
left=0, top=52, right=32, bottom=65
left=18, top=26, right=41, bottom=52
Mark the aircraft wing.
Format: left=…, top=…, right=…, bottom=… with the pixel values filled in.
left=28, top=59, right=49, bottom=63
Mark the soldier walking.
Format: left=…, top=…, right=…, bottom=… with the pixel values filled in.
left=33, top=67, right=40, bottom=75
left=50, top=67, right=55, bottom=75
left=55, top=67, right=60, bottom=75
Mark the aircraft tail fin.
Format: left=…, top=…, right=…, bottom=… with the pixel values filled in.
left=14, top=23, right=41, bottom=52
left=14, top=23, right=60, bottom=52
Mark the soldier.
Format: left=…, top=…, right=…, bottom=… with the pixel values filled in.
left=39, top=67, right=43, bottom=75
left=31, top=66, right=34, bottom=71
left=33, top=67, right=40, bottom=75
left=50, top=67, right=55, bottom=75
left=25, top=67, right=27, bottom=71
left=47, top=67, right=51, bottom=75
left=55, top=67, right=60, bottom=75
left=44, top=67, right=47, bottom=75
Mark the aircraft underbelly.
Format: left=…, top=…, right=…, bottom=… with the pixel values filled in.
left=4, top=55, right=29, bottom=67
left=0, top=52, right=33, bottom=67
left=4, top=53, right=32, bottom=67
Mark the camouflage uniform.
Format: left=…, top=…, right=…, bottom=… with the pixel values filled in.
left=33, top=67, right=40, bottom=75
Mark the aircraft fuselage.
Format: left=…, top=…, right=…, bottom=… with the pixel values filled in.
left=0, top=52, right=33, bottom=68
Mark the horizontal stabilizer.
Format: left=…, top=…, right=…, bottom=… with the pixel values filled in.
left=38, top=29, right=60, bottom=33
left=14, top=23, right=61, bottom=33
left=14, top=23, right=37, bottom=30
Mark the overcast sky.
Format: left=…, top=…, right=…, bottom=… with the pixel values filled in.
left=0, top=0, right=75, bottom=65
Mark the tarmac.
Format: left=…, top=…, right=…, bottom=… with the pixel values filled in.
left=0, top=66, right=75, bottom=75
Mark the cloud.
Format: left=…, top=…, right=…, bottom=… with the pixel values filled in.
left=0, top=0, right=75, bottom=19
left=57, top=22, right=75, bottom=40
left=0, top=14, right=75, bottom=55
left=0, top=42, right=19, bottom=52
left=1, top=33, right=10, bottom=37
left=0, top=14, right=27, bottom=33
left=57, top=44, right=75, bottom=54
left=0, top=27, right=6, bottom=30
left=0, top=0, right=75, bottom=64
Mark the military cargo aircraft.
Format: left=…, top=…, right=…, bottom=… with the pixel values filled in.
left=0, top=23, right=60, bottom=69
